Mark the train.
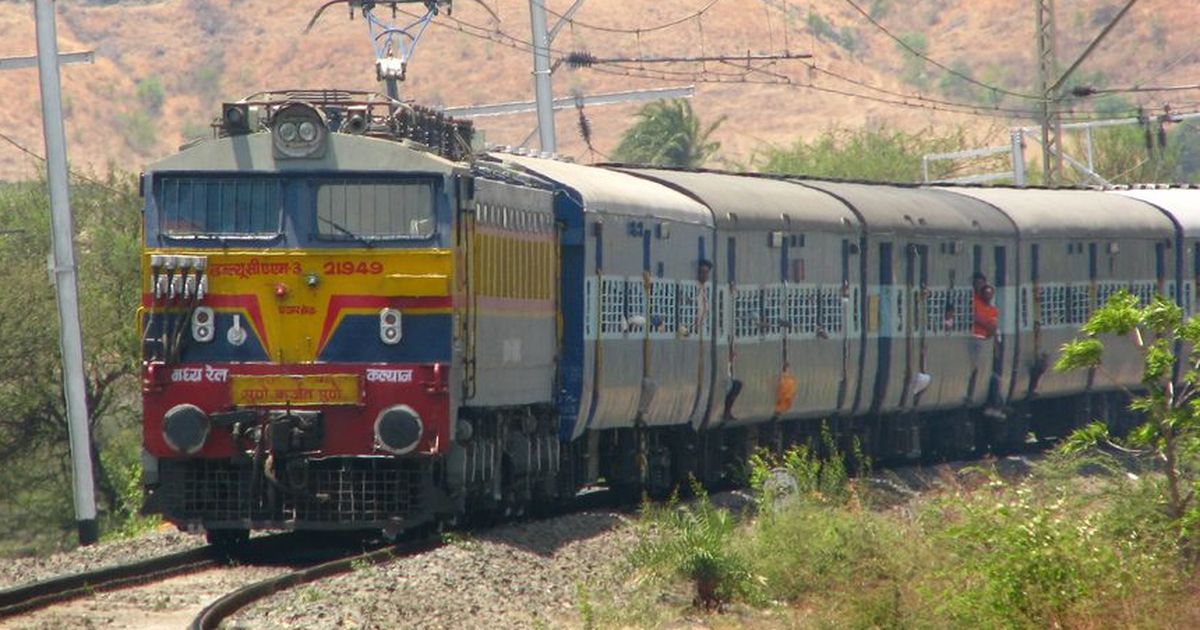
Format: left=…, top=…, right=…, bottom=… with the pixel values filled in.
left=139, top=90, right=1200, bottom=542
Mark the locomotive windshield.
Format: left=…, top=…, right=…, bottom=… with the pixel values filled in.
left=156, top=177, right=281, bottom=237
left=314, top=179, right=435, bottom=240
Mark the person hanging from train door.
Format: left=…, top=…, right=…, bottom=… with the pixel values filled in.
left=972, top=283, right=1005, bottom=418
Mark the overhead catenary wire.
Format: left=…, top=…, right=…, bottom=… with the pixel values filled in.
left=581, top=63, right=1138, bottom=122
left=0, top=129, right=134, bottom=197
left=540, top=0, right=723, bottom=35
left=399, top=4, right=1169, bottom=123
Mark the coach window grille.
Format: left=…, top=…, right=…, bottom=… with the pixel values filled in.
left=626, top=278, right=647, bottom=334
left=735, top=286, right=761, bottom=340
left=600, top=278, right=624, bottom=335
left=1068, top=284, right=1091, bottom=324
left=763, top=285, right=784, bottom=337
left=677, top=282, right=699, bottom=335
left=820, top=287, right=844, bottom=335
left=649, top=279, right=675, bottom=335
left=786, top=285, right=817, bottom=335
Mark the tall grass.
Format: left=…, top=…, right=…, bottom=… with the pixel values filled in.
left=593, top=445, right=1199, bottom=628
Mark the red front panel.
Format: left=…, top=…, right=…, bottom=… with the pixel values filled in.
left=143, top=362, right=449, bottom=458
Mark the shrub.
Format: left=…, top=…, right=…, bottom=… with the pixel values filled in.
left=135, top=76, right=165, bottom=114
left=628, top=481, right=758, bottom=610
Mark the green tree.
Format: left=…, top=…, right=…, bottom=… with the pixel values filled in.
left=755, top=126, right=983, bottom=183
left=0, top=172, right=144, bottom=553
left=1055, top=290, right=1200, bottom=556
left=612, top=100, right=724, bottom=168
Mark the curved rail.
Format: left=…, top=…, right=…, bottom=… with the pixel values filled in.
left=0, top=546, right=217, bottom=619
left=190, top=538, right=439, bottom=630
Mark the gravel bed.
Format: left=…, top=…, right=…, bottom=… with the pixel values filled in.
left=2, top=564, right=290, bottom=630
left=227, top=509, right=640, bottom=630
left=0, top=528, right=206, bottom=591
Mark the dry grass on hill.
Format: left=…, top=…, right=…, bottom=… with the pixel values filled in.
left=0, top=0, right=1195, bottom=179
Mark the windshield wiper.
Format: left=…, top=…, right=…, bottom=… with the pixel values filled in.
left=319, top=217, right=373, bottom=247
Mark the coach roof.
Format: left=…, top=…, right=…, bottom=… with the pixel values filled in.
left=798, top=180, right=1015, bottom=237
left=612, top=168, right=860, bottom=233
left=497, top=155, right=713, bottom=227
left=943, top=187, right=1175, bottom=238
left=1108, top=188, right=1200, bottom=239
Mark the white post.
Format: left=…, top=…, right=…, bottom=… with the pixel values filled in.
left=529, top=0, right=556, bottom=153
left=1011, top=129, right=1026, bottom=188
left=34, top=0, right=98, bottom=545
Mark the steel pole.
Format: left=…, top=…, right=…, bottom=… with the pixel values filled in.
left=529, top=0, right=556, bottom=153
left=34, top=0, right=98, bottom=546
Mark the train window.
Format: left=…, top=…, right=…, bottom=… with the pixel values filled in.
left=762, top=286, right=784, bottom=336
left=649, top=280, right=676, bottom=335
left=599, top=278, right=625, bottom=335
left=157, top=177, right=281, bottom=237
left=315, top=179, right=435, bottom=240
left=924, top=288, right=971, bottom=333
left=677, top=282, right=698, bottom=335
left=625, top=279, right=647, bottom=334
left=735, top=286, right=761, bottom=339
left=1038, top=285, right=1068, bottom=326
left=786, top=286, right=818, bottom=334
left=1097, top=282, right=1123, bottom=310
left=1067, top=285, right=1092, bottom=324
left=1130, top=281, right=1155, bottom=306
left=819, top=287, right=844, bottom=335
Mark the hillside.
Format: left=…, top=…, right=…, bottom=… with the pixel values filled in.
left=0, top=0, right=1195, bottom=180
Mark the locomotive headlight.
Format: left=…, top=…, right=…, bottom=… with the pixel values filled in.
left=162, top=403, right=210, bottom=455
left=271, top=102, right=328, bottom=159
left=278, top=121, right=299, bottom=143
left=298, top=121, right=318, bottom=142
left=374, top=405, right=423, bottom=455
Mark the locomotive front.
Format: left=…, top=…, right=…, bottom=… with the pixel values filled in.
left=139, top=92, right=472, bottom=540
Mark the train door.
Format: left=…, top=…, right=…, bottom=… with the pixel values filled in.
left=990, top=245, right=1008, bottom=407
left=870, top=241, right=894, bottom=414
left=838, top=237, right=858, bottom=413
left=899, top=243, right=926, bottom=408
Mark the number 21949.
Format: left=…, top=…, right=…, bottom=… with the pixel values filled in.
left=323, top=261, right=384, bottom=275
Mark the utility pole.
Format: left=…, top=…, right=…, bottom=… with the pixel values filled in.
left=1034, top=0, right=1062, bottom=187
left=529, top=0, right=557, bottom=153
left=33, top=0, right=98, bottom=545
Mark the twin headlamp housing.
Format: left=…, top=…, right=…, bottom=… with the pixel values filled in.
left=270, top=102, right=329, bottom=160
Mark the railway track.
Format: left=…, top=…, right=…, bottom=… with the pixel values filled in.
left=189, top=537, right=440, bottom=630
left=0, top=545, right=219, bottom=620
left=0, top=532, right=355, bottom=625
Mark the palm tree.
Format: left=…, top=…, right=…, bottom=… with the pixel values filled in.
left=612, top=99, right=725, bottom=168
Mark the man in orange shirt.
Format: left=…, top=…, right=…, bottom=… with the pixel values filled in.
left=973, top=284, right=999, bottom=339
